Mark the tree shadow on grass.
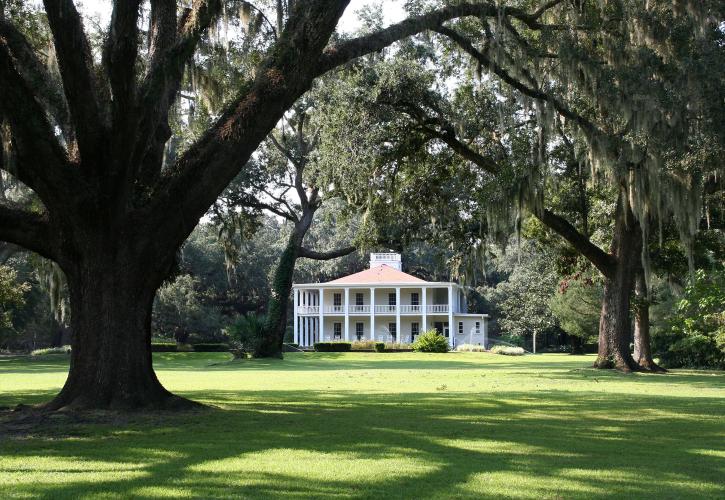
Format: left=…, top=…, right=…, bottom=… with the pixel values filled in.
left=1, top=388, right=723, bottom=499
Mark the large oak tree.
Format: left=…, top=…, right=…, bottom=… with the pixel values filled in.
left=0, top=0, right=556, bottom=409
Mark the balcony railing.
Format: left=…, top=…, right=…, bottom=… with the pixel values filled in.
left=298, top=306, right=319, bottom=315
left=299, top=304, right=449, bottom=315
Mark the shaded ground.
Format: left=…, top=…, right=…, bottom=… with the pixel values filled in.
left=0, top=352, right=723, bottom=499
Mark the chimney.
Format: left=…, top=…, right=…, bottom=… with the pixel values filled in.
left=370, top=252, right=402, bottom=271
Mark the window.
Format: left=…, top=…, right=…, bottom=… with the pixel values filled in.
left=388, top=293, right=396, bottom=305
left=458, top=322, right=464, bottom=335
left=411, top=322, right=419, bottom=339
left=356, top=293, right=364, bottom=306
left=411, top=293, right=419, bottom=306
left=388, top=322, right=396, bottom=340
left=356, top=322, right=364, bottom=340
left=475, top=321, right=481, bottom=334
left=333, top=293, right=342, bottom=306
left=333, top=323, right=342, bottom=339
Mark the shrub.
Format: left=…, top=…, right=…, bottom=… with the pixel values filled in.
left=490, top=345, right=525, bottom=356
left=382, top=342, right=412, bottom=351
left=456, top=344, right=487, bottom=352
left=314, top=342, right=352, bottom=352
left=226, top=313, right=267, bottom=356
left=151, top=342, right=177, bottom=352
left=374, top=342, right=385, bottom=352
left=351, top=340, right=378, bottom=350
left=31, top=345, right=71, bottom=356
left=412, top=330, right=449, bottom=353
left=653, top=268, right=725, bottom=369
left=192, top=343, right=229, bottom=352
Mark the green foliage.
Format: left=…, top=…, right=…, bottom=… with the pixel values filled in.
left=314, top=342, right=352, bottom=352
left=479, top=242, right=559, bottom=344
left=549, top=276, right=602, bottom=343
left=192, top=343, right=230, bottom=352
left=226, top=313, right=268, bottom=356
left=30, top=345, right=70, bottom=356
left=490, top=345, right=525, bottom=356
left=411, top=330, right=449, bottom=353
left=654, top=268, right=725, bottom=369
left=151, top=342, right=178, bottom=352
left=0, top=265, right=30, bottom=332
left=374, top=342, right=385, bottom=353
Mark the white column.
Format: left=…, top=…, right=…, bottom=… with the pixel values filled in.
left=483, top=316, right=488, bottom=348
left=395, top=287, right=401, bottom=343
left=448, top=285, right=454, bottom=348
left=319, top=288, right=324, bottom=342
left=370, top=287, right=375, bottom=341
left=344, top=288, right=350, bottom=341
left=422, top=287, right=427, bottom=332
left=293, top=288, right=299, bottom=345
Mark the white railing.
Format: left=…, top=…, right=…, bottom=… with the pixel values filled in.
left=399, top=305, right=422, bottom=314
left=298, top=306, right=319, bottom=315
left=299, top=304, right=450, bottom=315
left=370, top=253, right=401, bottom=262
left=324, top=305, right=345, bottom=314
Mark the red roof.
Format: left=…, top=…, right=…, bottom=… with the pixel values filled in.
left=328, top=264, right=426, bottom=284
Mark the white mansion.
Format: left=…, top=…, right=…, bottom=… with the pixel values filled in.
left=292, top=253, right=488, bottom=348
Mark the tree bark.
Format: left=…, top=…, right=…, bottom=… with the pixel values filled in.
left=44, top=247, right=196, bottom=411
left=593, top=196, right=640, bottom=371
left=633, top=270, right=666, bottom=372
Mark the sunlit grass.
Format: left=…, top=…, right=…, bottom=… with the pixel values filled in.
left=1, top=352, right=723, bottom=499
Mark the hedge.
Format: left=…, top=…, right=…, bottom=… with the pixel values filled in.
left=314, top=342, right=352, bottom=352
left=151, top=342, right=178, bottom=352
left=192, top=343, right=230, bottom=352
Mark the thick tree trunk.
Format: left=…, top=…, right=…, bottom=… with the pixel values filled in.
left=44, top=255, right=197, bottom=411
left=258, top=240, right=301, bottom=357
left=257, top=218, right=310, bottom=358
left=633, top=271, right=666, bottom=372
left=593, top=197, right=640, bottom=372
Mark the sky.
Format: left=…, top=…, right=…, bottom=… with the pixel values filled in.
left=75, top=1, right=408, bottom=34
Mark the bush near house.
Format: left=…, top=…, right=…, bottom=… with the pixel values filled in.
left=412, top=330, right=449, bottom=353
left=456, top=344, right=487, bottom=352
left=314, top=342, right=352, bottom=352
left=351, top=340, right=378, bottom=350
left=374, top=342, right=385, bottom=352
left=491, top=345, right=526, bottom=356
left=192, top=343, right=229, bottom=352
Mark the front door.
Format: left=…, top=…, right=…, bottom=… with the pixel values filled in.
left=434, top=322, right=449, bottom=338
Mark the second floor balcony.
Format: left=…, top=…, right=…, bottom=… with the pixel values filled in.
left=297, top=304, right=450, bottom=316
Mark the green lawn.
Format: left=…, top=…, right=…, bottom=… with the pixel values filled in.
left=0, top=352, right=723, bottom=499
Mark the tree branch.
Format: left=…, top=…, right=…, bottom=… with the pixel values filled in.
left=104, top=1, right=142, bottom=134
left=316, top=2, right=551, bottom=74
left=0, top=204, right=55, bottom=260
left=537, top=208, right=615, bottom=278
left=150, top=0, right=349, bottom=243
left=133, top=0, right=224, bottom=185
left=436, top=26, right=601, bottom=138
left=43, top=0, right=105, bottom=162
left=0, top=39, right=73, bottom=207
left=299, top=245, right=356, bottom=260
left=0, top=19, right=71, bottom=140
